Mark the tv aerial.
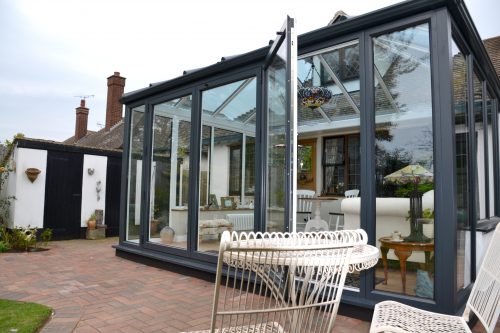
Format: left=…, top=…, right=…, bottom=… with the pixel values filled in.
left=74, top=94, right=95, bottom=101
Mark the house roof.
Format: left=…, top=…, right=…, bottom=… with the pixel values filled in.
left=484, top=36, right=500, bottom=78
left=64, top=121, right=124, bottom=150
left=16, top=137, right=122, bottom=157
left=328, top=11, right=349, bottom=25
left=63, top=130, right=97, bottom=145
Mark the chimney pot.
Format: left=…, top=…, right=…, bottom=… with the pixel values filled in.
left=80, top=99, right=85, bottom=107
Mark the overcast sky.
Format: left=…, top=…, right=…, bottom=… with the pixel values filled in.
left=1, top=0, right=499, bottom=143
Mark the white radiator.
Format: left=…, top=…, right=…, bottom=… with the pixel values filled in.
left=226, top=214, right=254, bottom=231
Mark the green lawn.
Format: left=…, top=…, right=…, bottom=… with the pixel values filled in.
left=0, top=299, right=52, bottom=333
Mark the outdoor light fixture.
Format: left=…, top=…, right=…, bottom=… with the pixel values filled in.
left=298, top=64, right=332, bottom=109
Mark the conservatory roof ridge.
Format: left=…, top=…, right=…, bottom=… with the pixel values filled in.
left=122, top=46, right=269, bottom=103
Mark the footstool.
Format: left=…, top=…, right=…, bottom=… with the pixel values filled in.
left=198, top=219, right=233, bottom=242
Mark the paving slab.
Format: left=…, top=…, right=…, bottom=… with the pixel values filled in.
left=0, top=238, right=496, bottom=332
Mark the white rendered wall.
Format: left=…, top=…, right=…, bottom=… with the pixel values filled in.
left=81, top=155, right=107, bottom=227
left=12, top=148, right=47, bottom=228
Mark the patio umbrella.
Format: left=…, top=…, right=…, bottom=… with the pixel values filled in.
left=384, top=164, right=433, bottom=243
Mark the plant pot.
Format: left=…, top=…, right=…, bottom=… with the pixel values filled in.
left=150, top=219, right=160, bottom=234
left=160, top=226, right=175, bottom=244
left=87, top=219, right=97, bottom=230
left=418, top=218, right=434, bottom=239
left=422, top=223, right=434, bottom=239
left=25, top=168, right=41, bottom=183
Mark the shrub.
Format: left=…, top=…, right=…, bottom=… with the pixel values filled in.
left=40, top=228, right=52, bottom=247
left=10, top=226, right=38, bottom=251
left=0, top=241, right=8, bottom=252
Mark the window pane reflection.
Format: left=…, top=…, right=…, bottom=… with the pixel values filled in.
left=486, top=91, right=495, bottom=216
left=373, top=23, right=435, bottom=298
left=473, top=73, right=486, bottom=220
left=452, top=40, right=470, bottom=291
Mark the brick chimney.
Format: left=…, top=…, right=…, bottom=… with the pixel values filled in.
left=75, top=99, right=89, bottom=141
left=105, top=72, right=126, bottom=130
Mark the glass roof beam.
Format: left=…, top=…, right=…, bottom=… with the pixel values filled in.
left=374, top=65, right=400, bottom=113
left=373, top=39, right=430, bottom=68
left=317, top=54, right=360, bottom=114
left=243, top=112, right=256, bottom=124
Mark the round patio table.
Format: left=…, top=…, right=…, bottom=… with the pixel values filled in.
left=299, top=197, right=338, bottom=228
left=223, top=232, right=379, bottom=273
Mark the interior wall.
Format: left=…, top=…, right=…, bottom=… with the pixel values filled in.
left=210, top=145, right=230, bottom=200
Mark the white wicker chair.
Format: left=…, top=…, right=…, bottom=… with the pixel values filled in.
left=370, top=222, right=500, bottom=333
left=183, top=230, right=368, bottom=333
left=344, top=189, right=359, bottom=198
left=297, top=189, right=315, bottom=222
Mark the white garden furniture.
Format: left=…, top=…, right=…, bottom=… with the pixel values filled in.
left=370, top=222, right=500, bottom=333
left=296, top=189, right=315, bottom=224
left=183, top=229, right=377, bottom=333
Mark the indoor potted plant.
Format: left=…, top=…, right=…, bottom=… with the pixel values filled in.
left=420, top=208, right=434, bottom=239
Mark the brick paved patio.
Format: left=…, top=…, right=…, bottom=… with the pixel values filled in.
left=0, top=238, right=496, bottom=332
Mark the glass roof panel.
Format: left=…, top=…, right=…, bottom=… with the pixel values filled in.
left=297, top=40, right=360, bottom=127
left=154, top=95, right=192, bottom=118
left=202, top=77, right=257, bottom=123
left=373, top=23, right=431, bottom=115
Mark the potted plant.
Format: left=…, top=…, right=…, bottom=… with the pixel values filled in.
left=87, top=212, right=97, bottom=230
left=150, top=205, right=161, bottom=235
left=420, top=208, right=434, bottom=239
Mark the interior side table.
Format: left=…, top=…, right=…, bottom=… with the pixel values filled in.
left=378, top=237, right=434, bottom=294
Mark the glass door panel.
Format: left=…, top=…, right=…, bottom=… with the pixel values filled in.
left=373, top=23, right=435, bottom=298
left=265, top=16, right=296, bottom=232
left=198, top=78, right=257, bottom=253
left=126, top=105, right=145, bottom=243
left=297, top=39, right=361, bottom=289
left=149, top=96, right=192, bottom=249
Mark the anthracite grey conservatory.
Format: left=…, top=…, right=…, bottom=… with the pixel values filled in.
left=116, top=0, right=500, bottom=315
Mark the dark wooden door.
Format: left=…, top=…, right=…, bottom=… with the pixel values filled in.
left=105, top=157, right=121, bottom=237
left=43, top=151, right=83, bottom=240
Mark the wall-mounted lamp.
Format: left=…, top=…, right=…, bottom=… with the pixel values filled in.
left=87, top=168, right=95, bottom=175
left=25, top=168, right=41, bottom=183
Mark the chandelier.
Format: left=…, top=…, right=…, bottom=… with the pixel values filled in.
left=298, top=64, right=332, bottom=109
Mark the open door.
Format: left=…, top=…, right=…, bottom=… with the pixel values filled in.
left=264, top=16, right=297, bottom=232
